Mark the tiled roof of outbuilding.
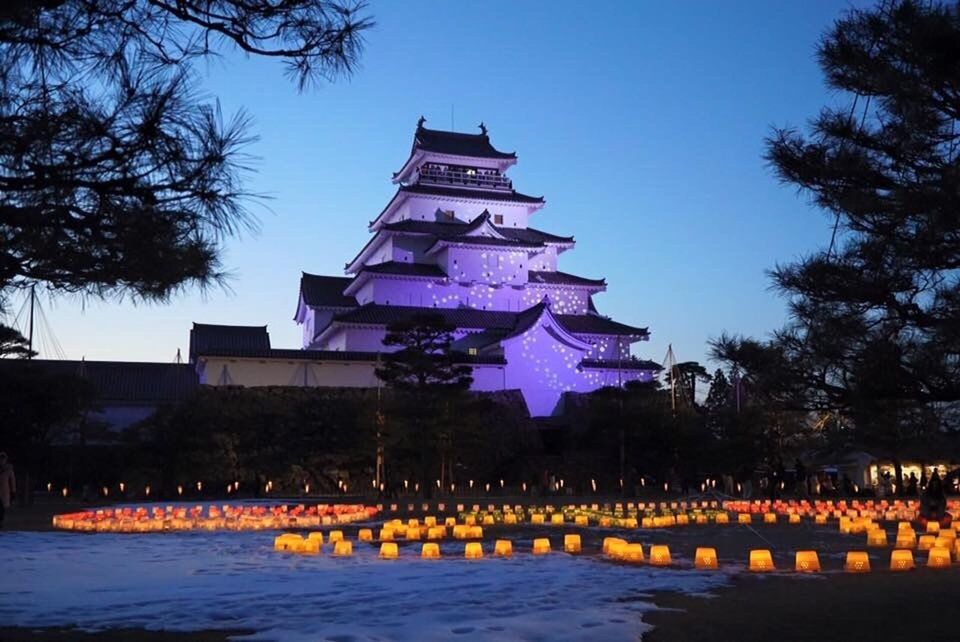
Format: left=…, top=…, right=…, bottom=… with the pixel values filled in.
left=189, top=323, right=270, bottom=362
left=528, top=271, right=605, bottom=287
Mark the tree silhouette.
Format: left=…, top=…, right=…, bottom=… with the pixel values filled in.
left=0, top=1, right=372, bottom=302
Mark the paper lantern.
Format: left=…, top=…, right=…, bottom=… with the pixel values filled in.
left=564, top=534, right=582, bottom=554
left=926, top=521, right=941, bottom=534
left=622, top=517, right=639, bottom=528
left=749, top=549, right=774, bottom=572
left=358, top=528, right=373, bottom=542
left=307, top=532, right=324, bottom=544
left=867, top=529, right=888, bottom=547
left=465, top=542, right=484, bottom=559
left=603, top=537, right=627, bottom=555
left=421, top=542, right=441, bottom=559
left=445, top=517, right=457, bottom=527
left=274, top=534, right=303, bottom=552
left=738, top=513, right=752, bottom=525
left=844, top=551, right=870, bottom=572
left=814, top=514, right=828, bottom=524
left=649, top=545, right=672, bottom=566
left=551, top=513, right=565, bottom=525
left=897, top=521, right=912, bottom=532
left=494, top=539, right=513, bottom=557
left=788, top=513, right=801, bottom=524
left=696, top=514, right=708, bottom=525
left=895, top=531, right=916, bottom=548
left=532, top=538, right=551, bottom=554
left=795, top=550, right=820, bottom=572
left=427, top=526, right=446, bottom=540
left=406, top=527, right=421, bottom=541
left=622, top=543, right=644, bottom=563
left=329, top=530, right=344, bottom=543
left=468, top=526, right=483, bottom=539
left=379, top=528, right=394, bottom=542
left=694, top=547, right=718, bottom=570
left=407, top=518, right=420, bottom=529
left=714, top=512, right=730, bottom=524
left=379, top=542, right=399, bottom=559
left=333, top=540, right=352, bottom=556
left=934, top=536, right=952, bottom=551
left=464, top=515, right=476, bottom=526
left=763, top=513, right=777, bottom=524
left=927, top=546, right=951, bottom=568
left=504, top=513, right=518, bottom=525
left=575, top=515, right=589, bottom=526
left=918, top=535, right=936, bottom=550
left=302, top=538, right=321, bottom=555
left=889, top=549, right=914, bottom=571
left=531, top=514, right=545, bottom=525
left=424, top=516, right=437, bottom=527
left=676, top=514, right=689, bottom=526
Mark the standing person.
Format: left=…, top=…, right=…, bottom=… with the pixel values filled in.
left=0, top=452, right=15, bottom=529
left=794, top=458, right=807, bottom=498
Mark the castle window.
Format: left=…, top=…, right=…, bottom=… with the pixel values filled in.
left=494, top=214, right=503, bottom=225
left=468, top=347, right=478, bottom=355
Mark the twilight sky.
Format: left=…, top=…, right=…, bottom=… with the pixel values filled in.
left=8, top=0, right=873, bottom=368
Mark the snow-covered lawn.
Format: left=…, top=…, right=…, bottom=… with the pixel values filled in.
left=1, top=530, right=729, bottom=641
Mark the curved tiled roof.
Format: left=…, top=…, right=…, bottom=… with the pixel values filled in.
left=382, top=219, right=572, bottom=244
left=299, top=273, right=356, bottom=308
left=581, top=358, right=663, bottom=371
left=330, top=304, right=648, bottom=338
left=528, top=271, right=605, bottom=287
left=359, top=261, right=447, bottom=277
left=400, top=184, right=544, bottom=204
left=189, top=323, right=270, bottom=361
left=413, top=124, right=516, bottom=160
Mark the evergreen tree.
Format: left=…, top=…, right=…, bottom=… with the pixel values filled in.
left=0, top=1, right=372, bottom=302
left=0, top=324, right=35, bottom=358
left=375, top=313, right=473, bottom=494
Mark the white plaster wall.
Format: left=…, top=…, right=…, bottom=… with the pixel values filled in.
left=399, top=195, right=534, bottom=228
left=522, top=284, right=590, bottom=315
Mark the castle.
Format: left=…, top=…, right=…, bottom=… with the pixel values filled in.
left=191, top=120, right=660, bottom=416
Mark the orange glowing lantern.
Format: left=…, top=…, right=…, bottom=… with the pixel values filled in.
left=531, top=514, right=545, bottom=525
left=795, top=550, right=820, bottom=572
left=814, top=514, right=827, bottom=525
left=895, top=531, right=916, bottom=548
left=926, top=521, right=941, bottom=534
left=763, top=513, right=777, bottom=524
left=867, top=529, right=888, bottom=547
left=494, top=540, right=513, bottom=557
left=551, top=513, right=565, bottom=525
left=622, top=543, right=644, bottom=563
left=918, top=534, right=936, bottom=550
left=465, top=542, right=484, bottom=559
left=649, top=545, right=672, bottom=566
left=714, top=512, right=730, bottom=524
left=564, top=534, right=582, bottom=554
left=889, top=549, right=915, bottom=571
left=532, top=538, right=551, bottom=554
left=307, top=532, right=324, bottom=545
left=927, top=546, right=951, bottom=568
left=694, top=547, right=718, bottom=569
left=504, top=513, right=518, bottom=525
left=379, top=528, right=394, bottom=542
left=749, top=549, right=774, bottom=572
left=329, top=530, right=344, bottom=543
left=844, top=551, right=870, bottom=572
left=788, top=513, right=801, bottom=524
left=358, top=528, right=373, bottom=542
left=738, top=513, right=752, bottom=525
left=421, top=543, right=441, bottom=559
left=379, top=542, right=398, bottom=559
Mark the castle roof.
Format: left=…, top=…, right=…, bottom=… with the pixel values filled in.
left=381, top=218, right=573, bottom=244
left=359, top=261, right=447, bottom=278
left=189, top=323, right=270, bottom=362
left=399, top=183, right=544, bottom=205
left=412, top=123, right=516, bottom=160
left=528, top=271, right=605, bottom=287
left=299, top=273, right=356, bottom=308
left=330, top=304, right=648, bottom=338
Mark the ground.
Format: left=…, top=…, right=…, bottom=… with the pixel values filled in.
left=4, top=498, right=959, bottom=641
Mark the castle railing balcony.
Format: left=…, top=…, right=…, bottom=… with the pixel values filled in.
left=417, top=166, right=512, bottom=190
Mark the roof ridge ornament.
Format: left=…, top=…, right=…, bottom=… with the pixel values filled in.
left=417, top=115, right=426, bottom=128
left=478, top=122, right=487, bottom=136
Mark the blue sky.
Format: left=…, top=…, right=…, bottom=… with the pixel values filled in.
left=12, top=0, right=873, bottom=369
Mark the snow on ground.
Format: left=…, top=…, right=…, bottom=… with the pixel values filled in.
left=1, top=530, right=729, bottom=641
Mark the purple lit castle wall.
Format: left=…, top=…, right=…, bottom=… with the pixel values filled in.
left=280, top=119, right=662, bottom=416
